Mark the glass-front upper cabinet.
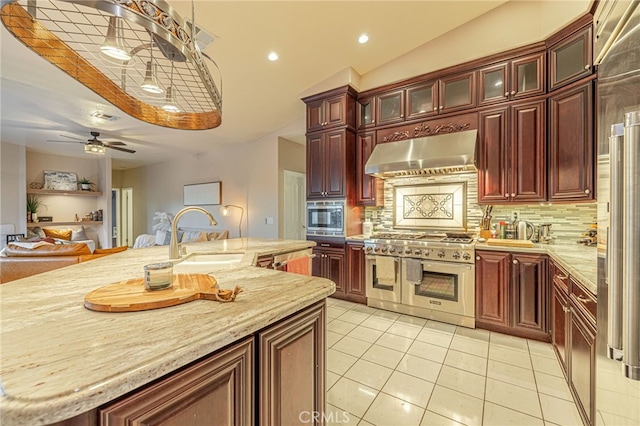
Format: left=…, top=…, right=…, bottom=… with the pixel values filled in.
left=376, top=89, right=405, bottom=126
left=405, top=81, right=438, bottom=120
left=357, top=96, right=376, bottom=130
left=438, top=71, right=476, bottom=113
left=549, top=25, right=593, bottom=91
left=478, top=53, right=545, bottom=106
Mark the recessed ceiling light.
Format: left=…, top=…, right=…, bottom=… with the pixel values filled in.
left=358, top=34, right=369, bottom=44
left=268, top=51, right=279, bottom=61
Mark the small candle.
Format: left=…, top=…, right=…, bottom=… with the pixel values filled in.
left=144, top=262, right=173, bottom=290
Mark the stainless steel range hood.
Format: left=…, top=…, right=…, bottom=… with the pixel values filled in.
left=365, top=130, right=478, bottom=178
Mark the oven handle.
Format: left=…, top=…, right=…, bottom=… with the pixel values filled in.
left=406, top=259, right=474, bottom=271
left=366, top=255, right=400, bottom=262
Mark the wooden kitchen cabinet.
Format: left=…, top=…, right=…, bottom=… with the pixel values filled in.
left=100, top=337, right=255, bottom=425
left=550, top=260, right=570, bottom=374
left=406, top=81, right=439, bottom=121
left=357, top=96, right=376, bottom=130
left=376, top=89, right=406, bottom=126
left=477, top=98, right=547, bottom=204
left=373, top=81, right=439, bottom=126
left=356, top=132, right=383, bottom=206
left=475, top=250, right=549, bottom=341
left=258, top=301, right=325, bottom=425
left=345, top=242, right=367, bottom=304
left=306, top=129, right=355, bottom=199
left=478, top=52, right=545, bottom=106
left=548, top=78, right=595, bottom=202
left=311, top=240, right=346, bottom=298
left=548, top=23, right=593, bottom=91
left=304, top=86, right=356, bottom=133
left=437, top=71, right=476, bottom=114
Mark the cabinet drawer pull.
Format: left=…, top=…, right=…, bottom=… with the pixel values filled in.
left=576, top=295, right=592, bottom=304
left=556, top=275, right=568, bottom=280
left=320, top=244, right=330, bottom=247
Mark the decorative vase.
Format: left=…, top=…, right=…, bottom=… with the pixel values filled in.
left=81, top=183, right=90, bottom=191
left=32, top=213, right=38, bottom=222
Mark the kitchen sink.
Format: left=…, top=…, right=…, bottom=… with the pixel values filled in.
left=173, top=253, right=245, bottom=272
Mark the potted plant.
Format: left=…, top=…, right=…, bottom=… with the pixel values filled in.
left=79, top=177, right=93, bottom=191
left=26, top=194, right=44, bottom=222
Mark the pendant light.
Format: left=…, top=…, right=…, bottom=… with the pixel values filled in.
left=162, top=54, right=180, bottom=112
left=141, top=32, right=163, bottom=94
left=100, top=16, right=131, bottom=61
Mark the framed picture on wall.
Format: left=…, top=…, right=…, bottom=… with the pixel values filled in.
left=183, top=181, right=221, bottom=206
left=43, top=170, right=78, bottom=191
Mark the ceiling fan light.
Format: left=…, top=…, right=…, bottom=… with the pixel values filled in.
left=141, top=61, right=163, bottom=94
left=162, top=86, right=180, bottom=112
left=84, top=144, right=106, bottom=155
left=100, top=16, right=131, bottom=61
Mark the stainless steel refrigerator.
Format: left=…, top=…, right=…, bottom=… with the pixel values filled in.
left=595, top=1, right=640, bottom=424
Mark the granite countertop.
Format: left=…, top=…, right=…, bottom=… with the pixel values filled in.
left=0, top=238, right=334, bottom=426
left=475, top=239, right=597, bottom=294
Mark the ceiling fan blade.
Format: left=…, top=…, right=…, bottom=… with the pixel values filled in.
left=106, top=145, right=136, bottom=154
left=58, top=134, right=86, bottom=141
left=104, top=141, right=127, bottom=146
left=46, top=139, right=83, bottom=144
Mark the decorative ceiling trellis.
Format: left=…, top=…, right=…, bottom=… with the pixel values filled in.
left=0, top=0, right=222, bottom=130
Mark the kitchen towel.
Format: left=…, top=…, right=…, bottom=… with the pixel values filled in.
left=285, top=256, right=310, bottom=276
left=375, top=256, right=396, bottom=285
left=405, top=258, right=423, bottom=283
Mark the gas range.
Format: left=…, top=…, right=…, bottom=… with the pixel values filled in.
left=364, top=232, right=476, bottom=263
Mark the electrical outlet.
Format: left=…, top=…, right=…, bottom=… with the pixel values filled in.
left=265, top=217, right=274, bottom=225
left=511, top=211, right=519, bottom=222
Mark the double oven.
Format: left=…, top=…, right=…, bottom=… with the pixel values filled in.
left=364, top=234, right=476, bottom=328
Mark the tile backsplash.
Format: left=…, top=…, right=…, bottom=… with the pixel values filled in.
left=365, top=172, right=597, bottom=241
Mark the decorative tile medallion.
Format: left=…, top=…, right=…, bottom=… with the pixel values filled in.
left=394, top=182, right=467, bottom=230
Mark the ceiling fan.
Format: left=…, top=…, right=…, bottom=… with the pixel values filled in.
left=47, top=131, right=136, bottom=154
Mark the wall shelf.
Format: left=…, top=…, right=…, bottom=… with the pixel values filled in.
left=27, top=221, right=103, bottom=228
left=27, top=189, right=103, bottom=197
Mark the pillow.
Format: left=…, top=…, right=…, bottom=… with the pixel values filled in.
left=215, top=230, right=229, bottom=240
left=207, top=232, right=219, bottom=241
left=181, top=231, right=208, bottom=243
left=155, top=230, right=170, bottom=246
left=71, top=226, right=88, bottom=241
left=43, top=228, right=72, bottom=241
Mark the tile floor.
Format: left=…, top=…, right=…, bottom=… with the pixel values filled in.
left=324, top=298, right=583, bottom=426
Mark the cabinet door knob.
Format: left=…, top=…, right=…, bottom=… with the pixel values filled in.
left=476, top=256, right=481, bottom=260
left=511, top=193, right=516, bottom=197
left=434, top=107, right=438, bottom=111
left=513, top=259, right=518, bottom=264
left=372, top=120, right=375, bottom=124
left=585, top=64, right=590, bottom=70
left=400, top=114, right=404, bottom=118
left=505, top=193, right=510, bottom=198
left=585, top=189, right=591, bottom=194
left=505, top=92, right=509, bottom=97
left=510, top=90, right=516, bottom=95
left=439, top=106, right=443, bottom=110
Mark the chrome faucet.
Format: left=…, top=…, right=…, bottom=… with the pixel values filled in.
left=169, top=206, right=217, bottom=259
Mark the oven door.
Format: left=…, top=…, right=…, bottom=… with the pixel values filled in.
left=365, top=255, right=402, bottom=303
left=401, top=259, right=475, bottom=317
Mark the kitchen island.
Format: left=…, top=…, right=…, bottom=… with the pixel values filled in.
left=0, top=238, right=334, bottom=425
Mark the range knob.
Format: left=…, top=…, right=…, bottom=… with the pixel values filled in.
left=388, top=247, right=397, bottom=254
left=381, top=247, right=388, bottom=254
left=462, top=252, right=471, bottom=260
left=405, top=249, right=412, bottom=255
left=423, top=249, right=431, bottom=257
left=438, top=250, right=446, bottom=258
left=413, top=249, right=422, bottom=256
left=365, top=246, right=373, bottom=253
left=374, top=247, right=381, bottom=253
left=452, top=251, right=461, bottom=260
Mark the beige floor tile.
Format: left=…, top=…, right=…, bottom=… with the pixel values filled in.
left=362, top=392, right=425, bottom=426
left=490, top=331, right=530, bottom=352
left=358, top=420, right=375, bottom=426
left=371, top=309, right=401, bottom=321
left=386, top=321, right=422, bottom=339
left=527, top=339, right=557, bottom=359
left=375, top=332, right=414, bottom=352
left=407, top=340, right=448, bottom=364
left=324, top=404, right=360, bottom=425
left=487, top=359, right=537, bottom=390
left=455, top=326, right=490, bottom=342
left=327, top=348, right=358, bottom=375
left=350, top=304, right=378, bottom=315
left=332, top=335, right=373, bottom=358
left=327, top=370, right=340, bottom=390
left=449, top=335, right=489, bottom=357
left=327, top=306, right=348, bottom=319
left=327, top=331, right=343, bottom=348
left=416, top=328, right=454, bottom=348
left=328, top=319, right=358, bottom=335
left=361, top=316, right=395, bottom=332
left=332, top=299, right=359, bottom=310
left=427, top=385, right=483, bottom=426
left=534, top=371, right=573, bottom=401
left=327, top=377, right=377, bottom=418
left=539, top=393, right=583, bottom=426
left=347, top=325, right=384, bottom=343
left=485, top=377, right=542, bottom=418
left=381, top=370, right=435, bottom=408
left=361, top=344, right=405, bottom=369
left=424, top=320, right=457, bottom=335
left=396, top=353, right=442, bottom=383
left=483, top=401, right=544, bottom=426
left=338, top=310, right=372, bottom=325
left=488, top=344, right=532, bottom=369
left=421, top=410, right=466, bottom=426
left=531, top=354, right=564, bottom=377
left=345, top=358, right=394, bottom=390
left=437, top=365, right=486, bottom=399
left=396, top=314, right=428, bottom=327
left=444, top=349, right=488, bottom=376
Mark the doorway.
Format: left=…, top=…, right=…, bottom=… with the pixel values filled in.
left=284, top=170, right=306, bottom=240
left=121, top=187, right=134, bottom=247
left=111, top=188, right=121, bottom=247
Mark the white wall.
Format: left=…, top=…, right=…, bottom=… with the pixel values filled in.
left=0, top=142, right=26, bottom=248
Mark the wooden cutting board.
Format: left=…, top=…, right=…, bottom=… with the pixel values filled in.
left=85, top=274, right=221, bottom=312
left=486, top=238, right=535, bottom=248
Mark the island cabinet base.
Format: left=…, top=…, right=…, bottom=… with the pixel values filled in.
left=49, top=301, right=326, bottom=426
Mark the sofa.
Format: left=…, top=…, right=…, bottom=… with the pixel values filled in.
left=0, top=243, right=127, bottom=284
